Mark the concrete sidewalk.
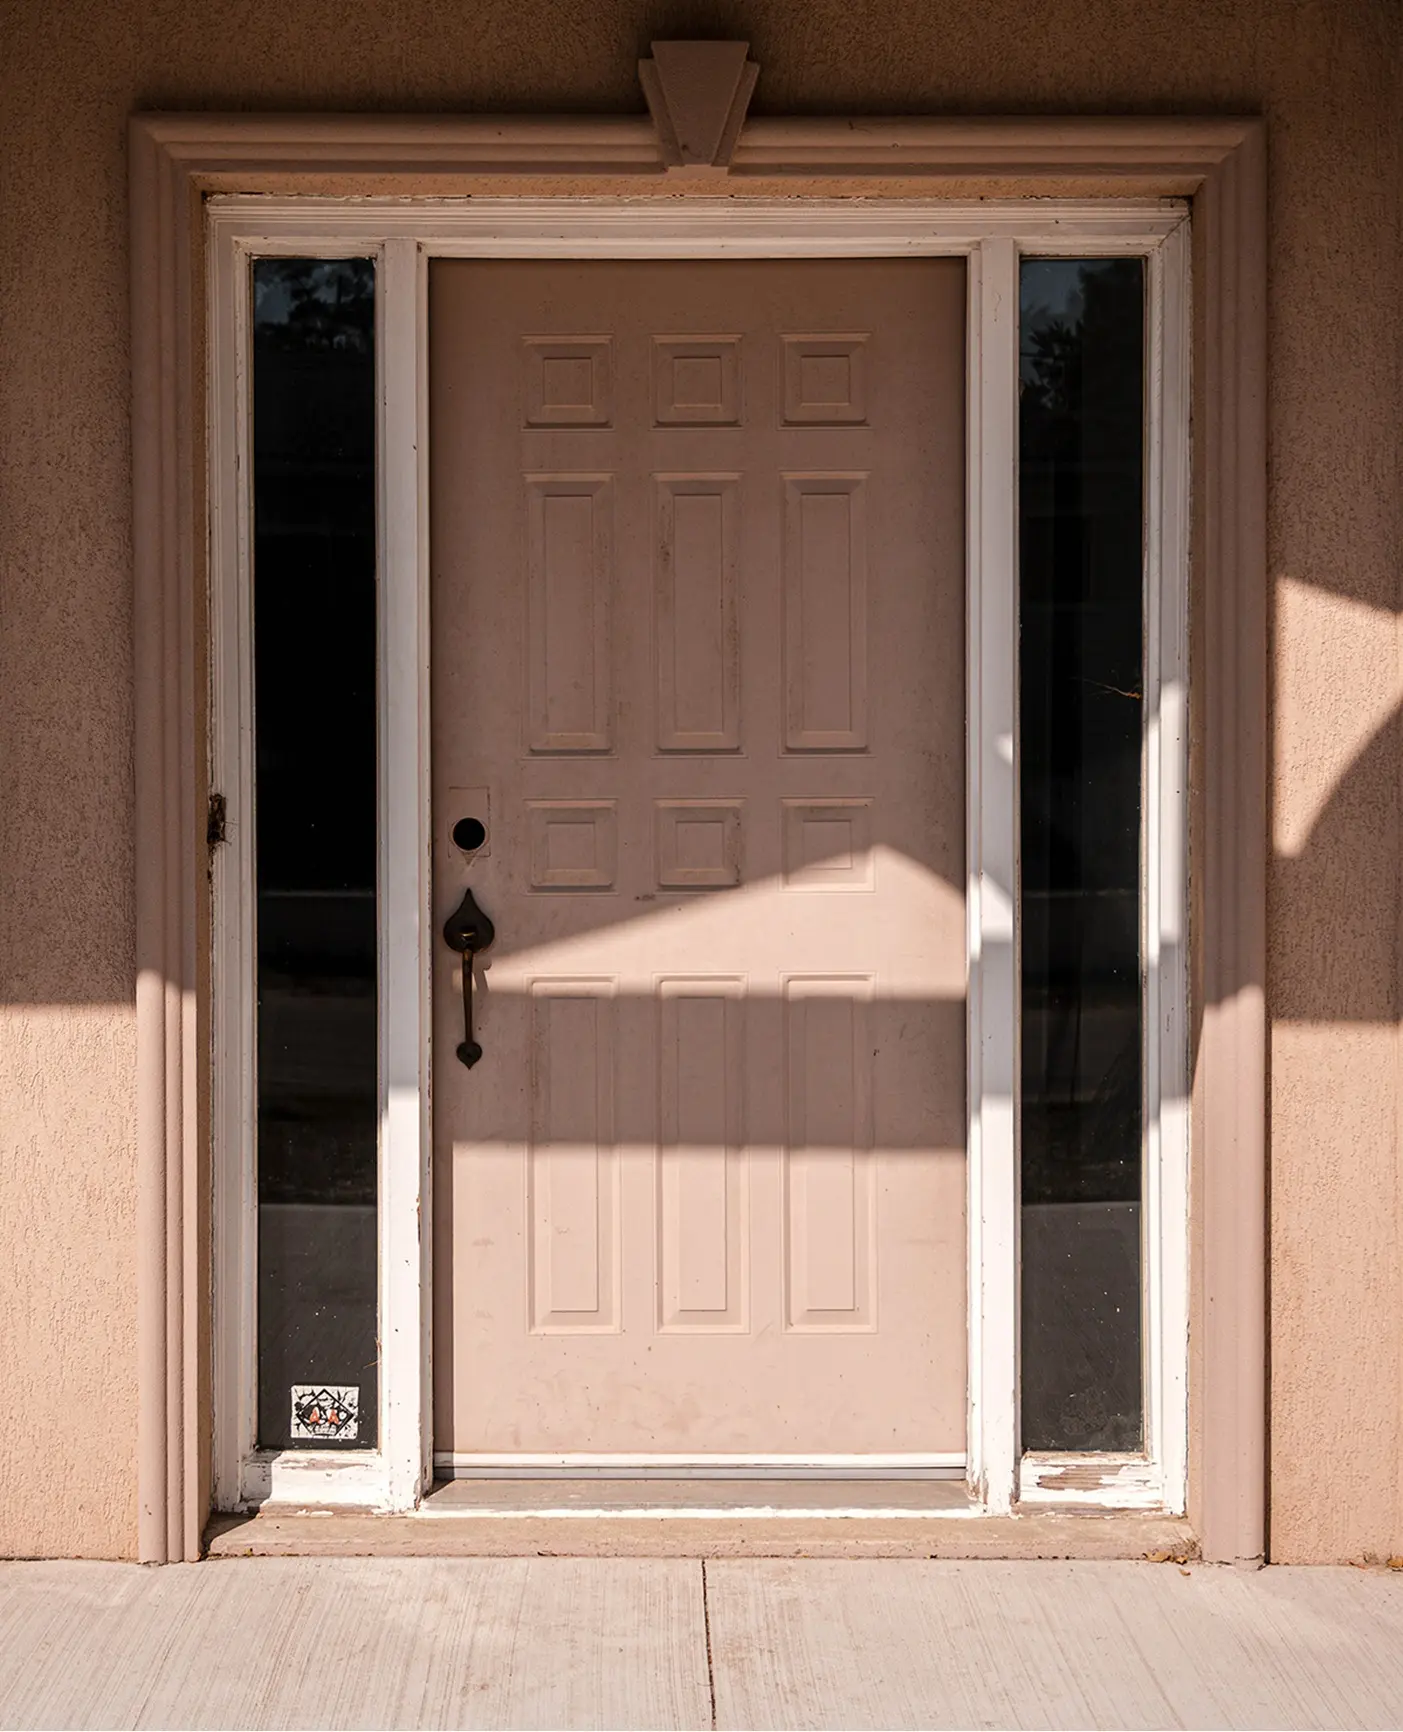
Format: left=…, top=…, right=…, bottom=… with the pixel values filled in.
left=2, top=1557, right=1402, bottom=1730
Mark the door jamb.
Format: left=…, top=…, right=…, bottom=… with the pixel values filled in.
left=207, top=193, right=1189, bottom=1522
left=132, top=115, right=1265, bottom=1564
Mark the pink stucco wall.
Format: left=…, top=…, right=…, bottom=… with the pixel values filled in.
left=0, top=0, right=1399, bottom=1560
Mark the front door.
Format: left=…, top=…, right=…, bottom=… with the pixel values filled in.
left=429, top=258, right=967, bottom=1461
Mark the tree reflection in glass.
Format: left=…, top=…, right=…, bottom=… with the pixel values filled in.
left=1019, top=258, right=1145, bottom=1453
left=253, top=257, right=379, bottom=1451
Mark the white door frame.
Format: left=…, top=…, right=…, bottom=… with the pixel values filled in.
left=207, top=196, right=1190, bottom=1518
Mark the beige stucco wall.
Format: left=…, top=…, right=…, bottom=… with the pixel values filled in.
left=1, top=0, right=1399, bottom=1561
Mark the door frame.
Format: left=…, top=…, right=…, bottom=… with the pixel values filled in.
left=131, top=113, right=1266, bottom=1563
left=206, top=195, right=1186, bottom=1519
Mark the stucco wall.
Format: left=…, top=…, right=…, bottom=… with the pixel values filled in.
left=1, top=0, right=1399, bottom=1561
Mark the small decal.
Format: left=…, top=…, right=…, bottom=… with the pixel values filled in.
left=290, top=1384, right=359, bottom=1442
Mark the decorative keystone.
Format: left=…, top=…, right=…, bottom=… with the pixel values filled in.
left=639, top=40, right=759, bottom=171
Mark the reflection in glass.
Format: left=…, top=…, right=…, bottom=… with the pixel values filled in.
left=1019, top=258, right=1145, bottom=1452
left=253, top=259, right=378, bottom=1450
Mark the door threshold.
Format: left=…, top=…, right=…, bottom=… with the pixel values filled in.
left=422, top=1477, right=976, bottom=1518
left=434, top=1454, right=966, bottom=1480
left=205, top=1486, right=1197, bottom=1560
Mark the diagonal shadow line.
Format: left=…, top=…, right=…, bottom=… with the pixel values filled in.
left=1271, top=699, right=1403, bottom=1025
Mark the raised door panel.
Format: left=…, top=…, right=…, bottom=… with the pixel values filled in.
left=655, top=476, right=741, bottom=752
left=430, top=257, right=967, bottom=1457
left=657, top=979, right=748, bottom=1332
left=528, top=982, right=620, bottom=1333
left=526, top=475, right=613, bottom=753
left=782, top=474, right=868, bottom=752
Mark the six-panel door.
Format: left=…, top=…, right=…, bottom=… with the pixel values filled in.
left=429, top=258, right=967, bottom=1457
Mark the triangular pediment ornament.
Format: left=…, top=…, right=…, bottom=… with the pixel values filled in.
left=639, top=40, right=759, bottom=170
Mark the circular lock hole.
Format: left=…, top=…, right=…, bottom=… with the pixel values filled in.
left=452, top=816, right=488, bottom=854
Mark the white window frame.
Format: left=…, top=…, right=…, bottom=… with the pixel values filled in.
left=208, top=197, right=1190, bottom=1518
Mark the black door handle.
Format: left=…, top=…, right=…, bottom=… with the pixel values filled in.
left=443, top=888, right=495, bottom=1068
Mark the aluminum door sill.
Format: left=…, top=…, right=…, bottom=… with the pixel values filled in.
left=433, top=1453, right=966, bottom=1482
left=418, top=1475, right=978, bottom=1520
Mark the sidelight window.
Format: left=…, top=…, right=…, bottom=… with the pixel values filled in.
left=251, top=257, right=379, bottom=1451
left=1018, top=257, right=1147, bottom=1454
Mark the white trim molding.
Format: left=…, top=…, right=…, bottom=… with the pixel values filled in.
left=206, top=194, right=1190, bottom=1529
left=1144, top=218, right=1193, bottom=1516
left=965, top=232, right=1020, bottom=1518
left=132, top=112, right=1266, bottom=1564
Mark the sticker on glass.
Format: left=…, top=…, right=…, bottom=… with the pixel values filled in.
left=290, top=1384, right=359, bottom=1442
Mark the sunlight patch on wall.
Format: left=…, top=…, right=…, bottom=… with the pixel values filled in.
left=1274, top=574, right=1403, bottom=858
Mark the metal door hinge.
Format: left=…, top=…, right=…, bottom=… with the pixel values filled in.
left=207, top=791, right=228, bottom=847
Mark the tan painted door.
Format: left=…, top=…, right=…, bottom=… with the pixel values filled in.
left=430, top=259, right=966, bottom=1458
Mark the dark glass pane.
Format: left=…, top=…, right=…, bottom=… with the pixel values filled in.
left=253, top=258, right=378, bottom=1450
left=1019, top=258, right=1144, bottom=1452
